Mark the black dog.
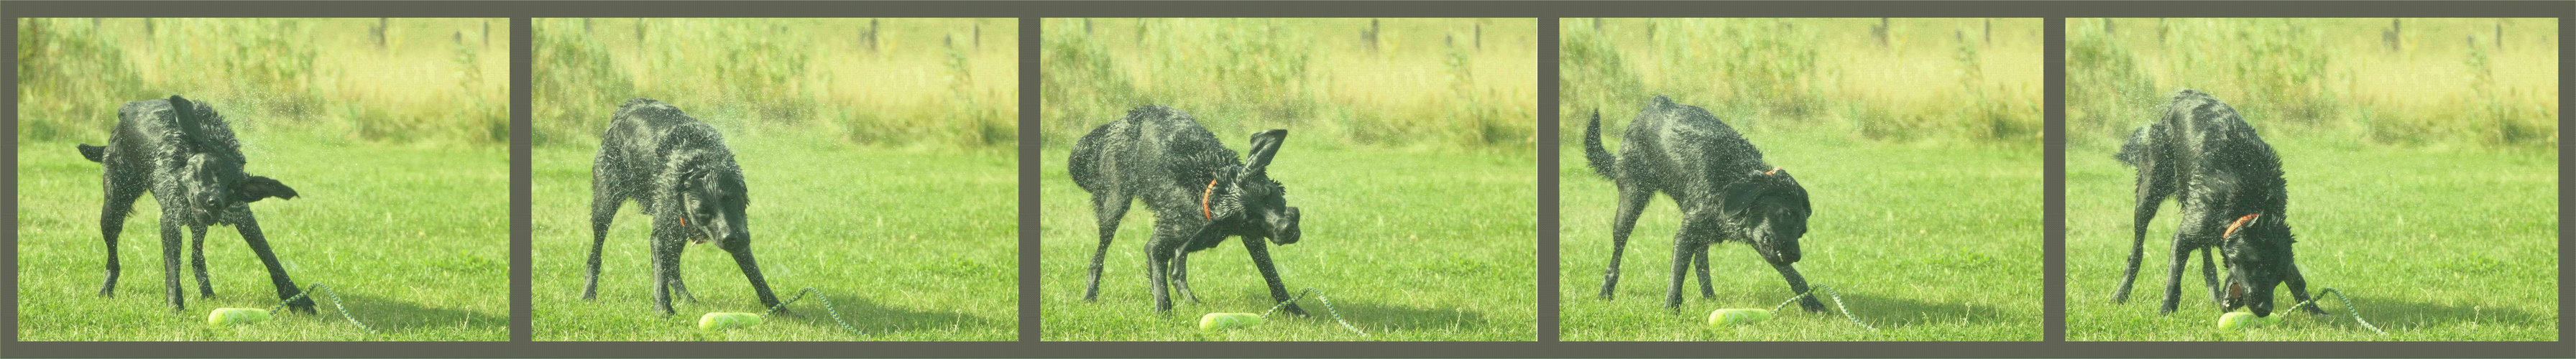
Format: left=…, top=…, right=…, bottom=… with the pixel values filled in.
left=79, top=95, right=311, bottom=313
left=1070, top=106, right=1306, bottom=315
left=1583, top=95, right=1825, bottom=312
left=2109, top=90, right=2325, bottom=317
left=581, top=98, right=780, bottom=315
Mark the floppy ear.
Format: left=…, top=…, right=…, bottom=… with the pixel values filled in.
left=1721, top=169, right=1772, bottom=218
left=235, top=176, right=299, bottom=202
left=1243, top=129, right=1288, bottom=179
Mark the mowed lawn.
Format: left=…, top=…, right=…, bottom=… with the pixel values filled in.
left=17, top=140, right=510, bottom=341
left=530, top=138, right=1016, bottom=341
left=1039, top=148, right=1539, bottom=341
left=2066, top=137, right=2558, bottom=341
left=1558, top=132, right=2043, bottom=341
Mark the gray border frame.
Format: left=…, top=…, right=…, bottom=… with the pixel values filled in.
left=2, top=1, right=2569, bottom=358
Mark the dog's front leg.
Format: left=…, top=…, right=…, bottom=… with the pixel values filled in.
left=1599, top=186, right=1652, bottom=300
left=1692, top=246, right=1716, bottom=299
left=1769, top=260, right=1828, bottom=312
left=234, top=213, right=313, bottom=312
left=721, top=239, right=783, bottom=310
left=2198, top=248, right=2224, bottom=305
left=1241, top=235, right=1305, bottom=316
left=650, top=219, right=684, bottom=315
left=1171, top=249, right=1200, bottom=304
left=2283, top=261, right=2328, bottom=316
left=1144, top=233, right=1181, bottom=312
left=1662, top=238, right=1699, bottom=310
left=190, top=225, right=216, bottom=298
left=2156, top=241, right=2194, bottom=315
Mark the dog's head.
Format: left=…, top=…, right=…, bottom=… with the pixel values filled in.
left=165, top=96, right=298, bottom=223
left=2220, top=213, right=2295, bottom=317
left=674, top=154, right=752, bottom=247
left=1213, top=129, right=1300, bottom=245
left=1721, top=168, right=1812, bottom=264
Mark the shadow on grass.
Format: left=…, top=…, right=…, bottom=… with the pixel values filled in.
left=774, top=292, right=1005, bottom=337
left=272, top=292, right=505, bottom=335
left=1825, top=292, right=2022, bottom=330
left=2311, top=295, right=2545, bottom=334
left=1303, top=300, right=1493, bottom=332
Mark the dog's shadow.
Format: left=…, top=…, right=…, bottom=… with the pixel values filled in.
left=767, top=292, right=1005, bottom=337
left=1809, top=292, right=2022, bottom=331
left=254, top=292, right=507, bottom=335
left=1284, top=300, right=1493, bottom=332
left=2293, top=296, right=2544, bottom=334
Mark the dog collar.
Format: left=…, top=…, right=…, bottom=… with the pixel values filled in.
left=1202, top=179, right=1219, bottom=220
left=2223, top=213, right=2259, bottom=238
left=1765, top=167, right=1781, bottom=175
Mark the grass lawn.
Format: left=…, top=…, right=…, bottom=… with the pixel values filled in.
left=1038, top=148, right=1538, bottom=341
left=530, top=136, right=1016, bottom=341
left=2066, top=137, right=2558, bottom=341
left=1558, top=132, right=2044, bottom=341
left=16, top=140, right=510, bottom=341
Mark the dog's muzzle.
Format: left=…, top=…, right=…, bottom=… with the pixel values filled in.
left=1268, top=207, right=1301, bottom=245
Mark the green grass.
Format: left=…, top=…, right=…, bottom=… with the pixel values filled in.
left=2066, top=18, right=2557, bottom=149
left=2065, top=137, right=2558, bottom=341
left=1560, top=19, right=2045, bottom=146
left=1557, top=131, right=2043, bottom=341
left=1039, top=149, right=1537, bottom=341
left=530, top=136, right=1016, bottom=341
left=1040, top=19, right=1537, bottom=151
left=16, top=140, right=509, bottom=341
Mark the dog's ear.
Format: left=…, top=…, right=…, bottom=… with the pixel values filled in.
left=235, top=175, right=299, bottom=202
left=1721, top=169, right=1773, bottom=218
left=1243, top=129, right=1288, bottom=179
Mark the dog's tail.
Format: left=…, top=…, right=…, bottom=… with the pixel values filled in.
left=1582, top=110, right=1618, bottom=180
left=2113, top=124, right=2153, bottom=167
left=75, top=144, right=106, bottom=163
left=1066, top=121, right=1115, bottom=194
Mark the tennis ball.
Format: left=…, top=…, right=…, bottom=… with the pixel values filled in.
left=207, top=308, right=272, bottom=327
left=2217, top=312, right=2278, bottom=330
left=1708, top=308, right=1774, bottom=327
left=1198, top=312, right=1264, bottom=331
left=698, top=312, right=764, bottom=331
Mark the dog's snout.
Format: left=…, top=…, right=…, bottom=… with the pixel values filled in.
left=1269, top=207, right=1301, bottom=245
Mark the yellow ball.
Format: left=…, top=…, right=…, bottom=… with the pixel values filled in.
left=2218, top=312, right=2277, bottom=330
left=1199, top=312, right=1264, bottom=331
left=1708, top=309, right=1775, bottom=327
left=207, top=308, right=273, bottom=327
left=698, top=312, right=765, bottom=331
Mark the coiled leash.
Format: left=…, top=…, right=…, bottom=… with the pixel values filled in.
left=208, top=283, right=377, bottom=335
left=1768, top=285, right=1877, bottom=332
left=2280, top=287, right=2386, bottom=335
left=761, top=287, right=864, bottom=337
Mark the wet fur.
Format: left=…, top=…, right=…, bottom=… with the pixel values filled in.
left=2109, top=90, right=2324, bottom=317
left=1069, top=106, right=1307, bottom=315
left=78, top=95, right=311, bottom=313
left=582, top=98, right=779, bottom=315
left=1583, top=95, right=1825, bottom=312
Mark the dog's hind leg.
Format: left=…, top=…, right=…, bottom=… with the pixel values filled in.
left=582, top=185, right=626, bottom=301
left=189, top=225, right=216, bottom=298
left=96, top=181, right=142, bottom=297
left=1598, top=185, right=1652, bottom=300
left=2156, top=240, right=2194, bottom=315
left=1171, top=251, right=1200, bottom=304
left=1144, top=226, right=1183, bottom=312
left=158, top=216, right=186, bottom=312
left=234, top=213, right=314, bottom=312
left=1241, top=235, right=1306, bottom=316
left=649, top=236, right=681, bottom=315
left=2112, top=159, right=2176, bottom=303
left=1662, top=239, right=1700, bottom=310
left=1691, top=246, right=1716, bottom=299
left=1080, top=192, right=1131, bottom=302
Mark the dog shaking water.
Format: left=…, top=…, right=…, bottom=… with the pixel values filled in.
left=2109, top=89, right=2325, bottom=318
left=1069, top=105, right=1307, bottom=315
left=584, top=98, right=781, bottom=315
left=1584, top=95, right=1826, bottom=312
left=80, top=95, right=312, bottom=313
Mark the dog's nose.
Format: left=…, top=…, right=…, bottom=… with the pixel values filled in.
left=1271, top=208, right=1301, bottom=245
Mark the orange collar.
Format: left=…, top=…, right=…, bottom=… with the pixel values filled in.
left=1202, top=179, right=1220, bottom=220
left=2223, top=213, right=2260, bottom=238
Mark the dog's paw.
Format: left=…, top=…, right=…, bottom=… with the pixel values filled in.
left=285, top=298, right=318, bottom=314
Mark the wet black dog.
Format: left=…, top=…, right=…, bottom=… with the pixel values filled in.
left=1069, top=106, right=1306, bottom=315
left=78, top=95, right=311, bottom=313
left=1583, top=95, right=1825, bottom=312
left=582, top=98, right=780, bottom=315
left=2110, top=90, right=2325, bottom=317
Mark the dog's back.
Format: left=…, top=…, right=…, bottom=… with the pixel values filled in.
left=2119, top=90, right=2287, bottom=213
left=593, top=98, right=732, bottom=208
left=83, top=96, right=242, bottom=167
left=1069, top=105, right=1242, bottom=196
left=1586, top=95, right=1770, bottom=189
